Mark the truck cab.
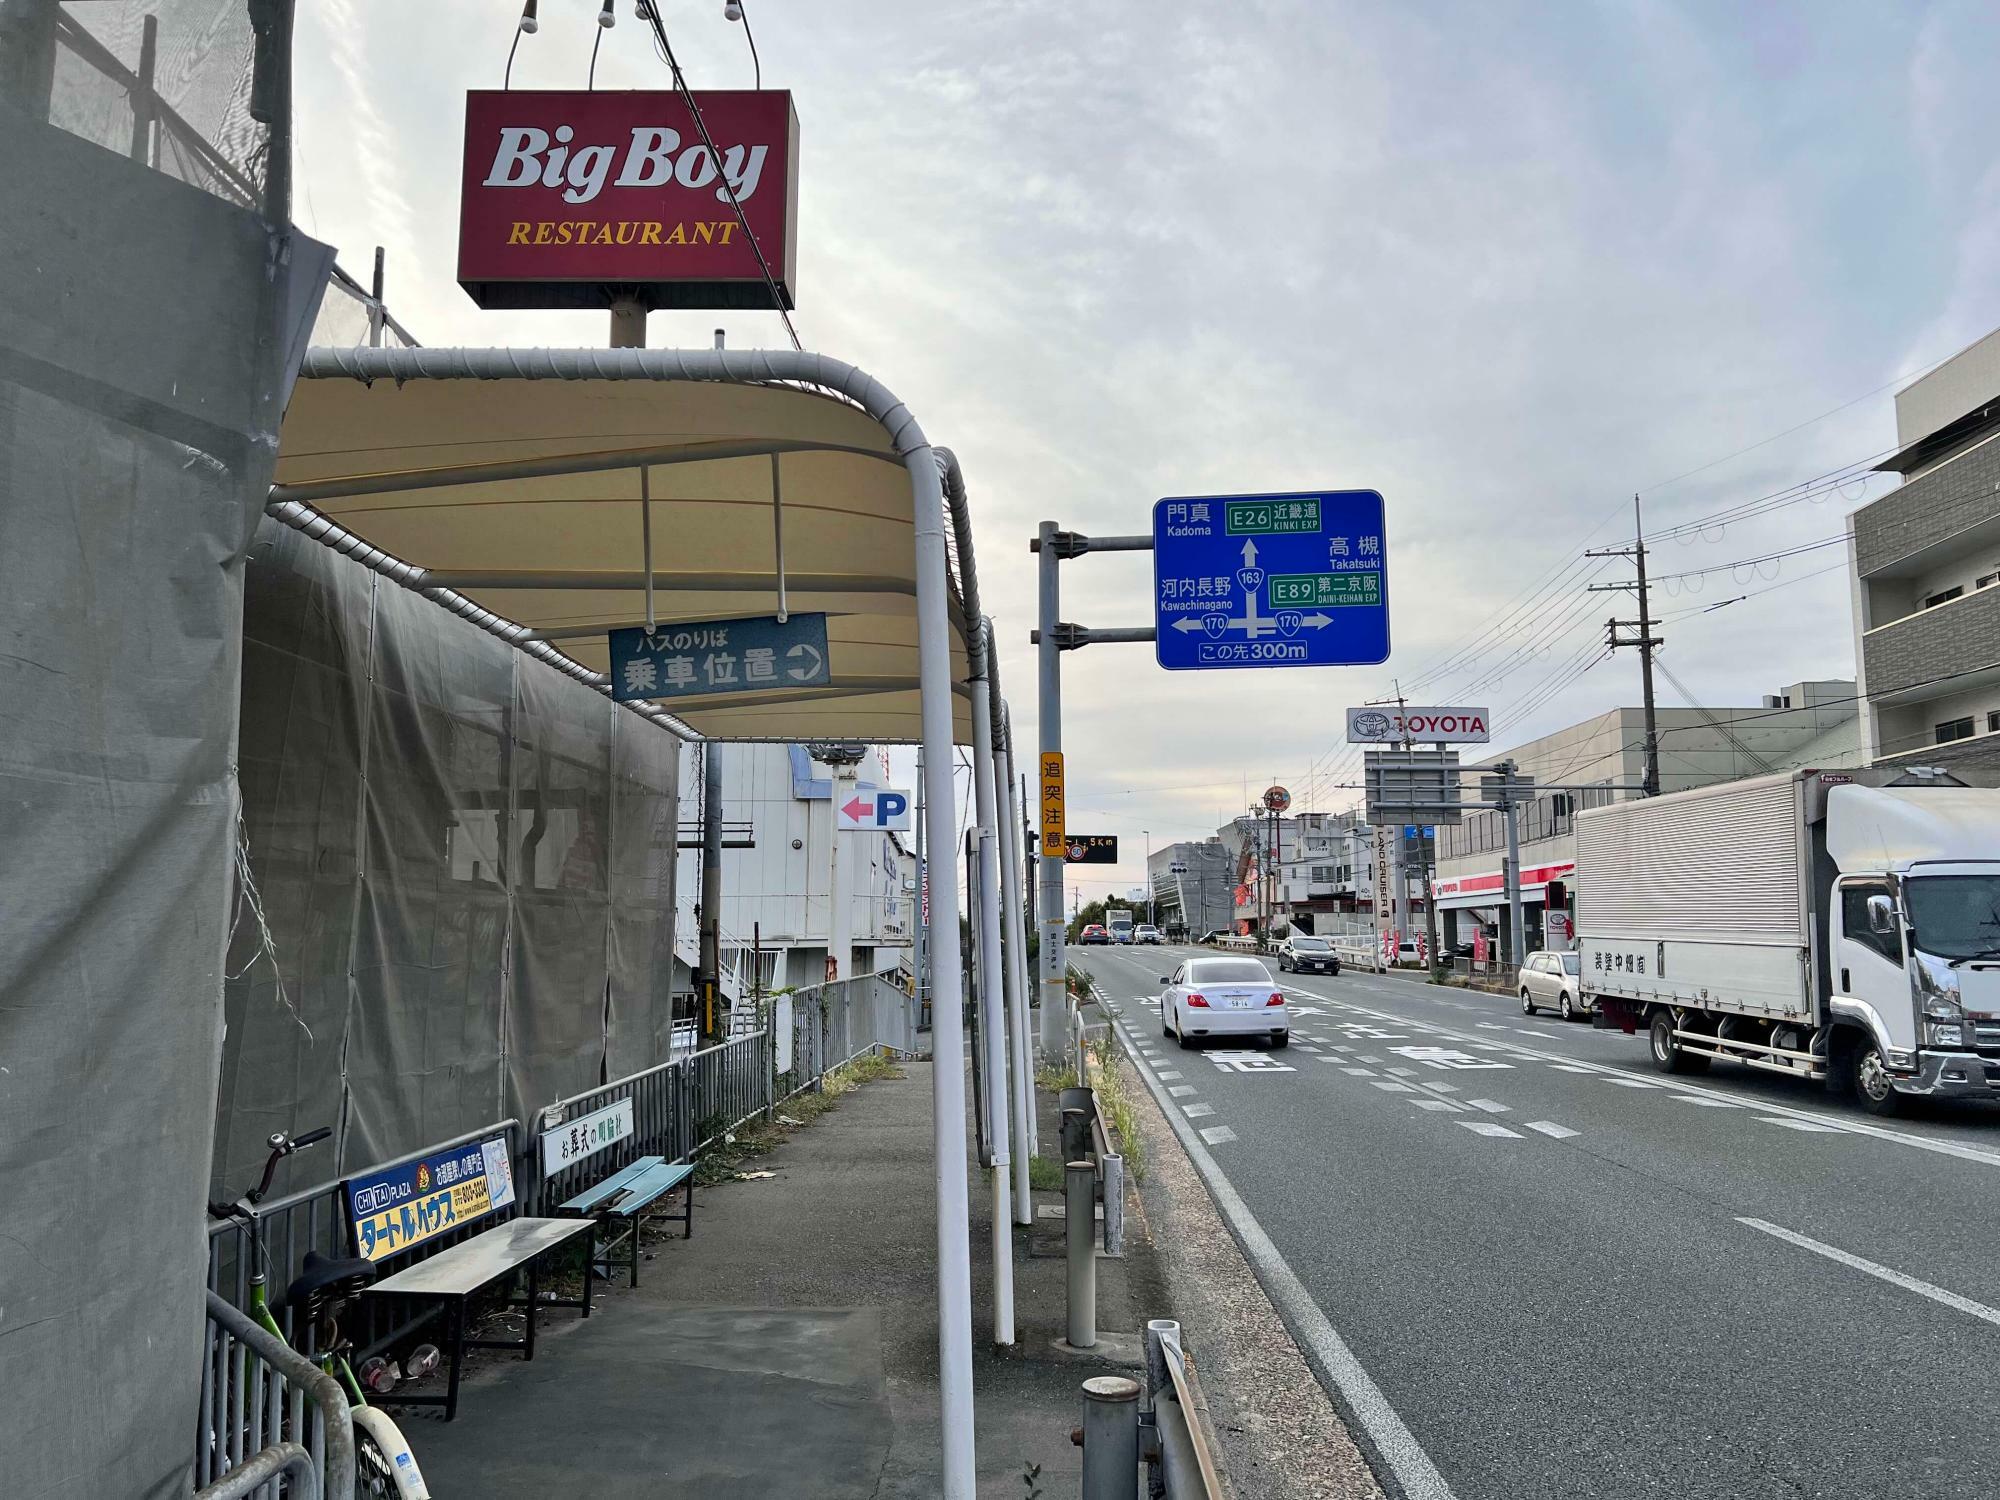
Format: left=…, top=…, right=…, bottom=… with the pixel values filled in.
left=1824, top=781, right=2000, bottom=1112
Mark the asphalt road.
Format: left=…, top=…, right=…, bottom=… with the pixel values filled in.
left=1074, top=943, right=2000, bottom=1500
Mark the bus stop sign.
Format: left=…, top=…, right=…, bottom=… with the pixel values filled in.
left=1153, top=490, right=1389, bottom=671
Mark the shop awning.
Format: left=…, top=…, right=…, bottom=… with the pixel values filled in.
left=271, top=347, right=973, bottom=743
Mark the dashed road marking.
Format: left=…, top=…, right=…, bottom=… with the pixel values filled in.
left=1155, top=1070, right=1182, bottom=1081
left=1358, top=1054, right=1383, bottom=1063
left=1423, top=1081, right=1460, bottom=1094
left=1604, top=1077, right=1662, bottom=1089
left=1548, top=1064, right=1597, bottom=1074
left=1342, top=1067, right=1378, bottom=1077
left=1466, top=1098, right=1510, bottom=1114
left=1371, top=1081, right=1416, bottom=1093
left=1413, top=1099, right=1462, bottom=1113
left=1386, top=1066, right=1417, bottom=1076
left=1183, top=1102, right=1216, bottom=1118
left=1459, top=1121, right=1523, bottom=1138
left=1671, top=1095, right=1739, bottom=1107
left=1756, top=1116, right=1846, bottom=1133
left=1168, top=1085, right=1196, bottom=1098
left=1523, top=1120, right=1580, bottom=1139
left=1516, top=1028, right=1557, bottom=1038
left=1200, top=1125, right=1238, bottom=1145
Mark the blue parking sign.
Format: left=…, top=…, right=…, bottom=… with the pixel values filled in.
left=1153, top=491, right=1389, bottom=670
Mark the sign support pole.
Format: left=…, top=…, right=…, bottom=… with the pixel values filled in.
left=969, top=630, right=1014, bottom=1345
left=998, top=708, right=1037, bottom=1220
left=1036, top=522, right=1067, bottom=1063
left=1500, top=760, right=1526, bottom=967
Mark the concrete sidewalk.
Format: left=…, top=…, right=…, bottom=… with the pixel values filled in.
left=402, top=1056, right=1159, bottom=1497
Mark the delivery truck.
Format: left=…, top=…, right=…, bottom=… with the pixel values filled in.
left=1576, top=764, right=2000, bottom=1114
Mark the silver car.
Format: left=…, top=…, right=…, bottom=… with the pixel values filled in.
left=1519, top=950, right=1587, bottom=1020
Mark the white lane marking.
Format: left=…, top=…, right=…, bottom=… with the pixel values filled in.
left=1423, top=1082, right=1460, bottom=1094
left=1183, top=1102, right=1216, bottom=1118
left=1155, top=1070, right=1182, bottom=1081
left=1200, top=1125, right=1238, bottom=1145
left=1740, top=1218, right=2000, bottom=1329
left=1548, top=1064, right=1597, bottom=1074
left=1459, top=1121, right=1523, bottom=1138
left=1756, top=1116, right=1846, bottom=1133
left=1357, top=1054, right=1383, bottom=1063
left=1604, top=1078, right=1662, bottom=1089
left=1413, top=1099, right=1460, bottom=1113
left=1342, top=1067, right=1378, bottom=1077
left=1524, top=1121, right=1580, bottom=1139
left=1168, top=1085, right=1196, bottom=1098
left=1671, top=1096, right=1740, bottom=1107
left=1466, top=1098, right=1511, bottom=1114
left=1516, top=1028, right=1557, bottom=1038
left=1269, top=988, right=2000, bottom=1170
left=1105, top=1009, right=1463, bottom=1500
left=1371, top=1081, right=1416, bottom=1093
left=1476, top=1023, right=1507, bottom=1031
left=1386, top=1066, right=1417, bottom=1077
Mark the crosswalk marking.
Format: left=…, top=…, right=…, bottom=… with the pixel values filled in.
left=1459, top=1121, right=1523, bottom=1138
left=1466, top=1098, right=1510, bottom=1114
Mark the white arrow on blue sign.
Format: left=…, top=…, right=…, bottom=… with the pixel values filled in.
left=609, top=613, right=831, bottom=702
left=1153, top=491, right=1389, bottom=670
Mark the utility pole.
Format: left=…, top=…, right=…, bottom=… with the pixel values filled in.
left=699, top=743, right=724, bottom=1040
left=1588, top=495, right=1663, bottom=798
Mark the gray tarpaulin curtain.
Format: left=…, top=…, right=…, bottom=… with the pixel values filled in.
left=0, top=102, right=328, bottom=1500
left=215, top=519, right=684, bottom=1195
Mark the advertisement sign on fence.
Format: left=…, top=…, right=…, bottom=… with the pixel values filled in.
left=540, top=1097, right=635, bottom=1179
left=459, top=89, right=801, bottom=310
left=347, top=1135, right=516, bottom=1261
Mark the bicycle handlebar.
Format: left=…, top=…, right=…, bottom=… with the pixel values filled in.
left=239, top=1125, right=334, bottom=1206
left=292, top=1126, right=333, bottom=1149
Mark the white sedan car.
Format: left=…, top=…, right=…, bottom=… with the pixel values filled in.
left=1159, top=956, right=1289, bottom=1049
left=1518, top=949, right=1588, bottom=1020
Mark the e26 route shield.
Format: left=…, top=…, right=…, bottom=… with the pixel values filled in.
left=1152, top=489, right=1389, bottom=671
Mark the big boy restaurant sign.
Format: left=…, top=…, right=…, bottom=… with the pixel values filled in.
left=458, top=90, right=800, bottom=311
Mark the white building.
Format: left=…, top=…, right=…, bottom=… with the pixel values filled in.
left=676, top=743, right=915, bottom=998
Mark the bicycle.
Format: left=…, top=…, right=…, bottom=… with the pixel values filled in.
left=209, top=1128, right=434, bottom=1498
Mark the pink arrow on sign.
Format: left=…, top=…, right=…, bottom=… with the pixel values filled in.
left=841, top=795, right=874, bottom=821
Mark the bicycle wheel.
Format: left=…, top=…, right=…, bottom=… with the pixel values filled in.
left=357, top=1429, right=400, bottom=1497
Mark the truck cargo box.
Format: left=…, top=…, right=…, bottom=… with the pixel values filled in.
left=1575, top=770, right=1815, bottom=1024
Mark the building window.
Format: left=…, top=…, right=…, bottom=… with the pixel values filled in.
left=1989, top=711, right=2000, bottom=734
left=1980, top=573, right=2000, bottom=590
left=1925, top=586, right=1965, bottom=609
left=1937, top=717, right=1975, bottom=744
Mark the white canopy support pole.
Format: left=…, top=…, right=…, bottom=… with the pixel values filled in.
left=969, top=628, right=1013, bottom=1347
left=770, top=451, right=789, bottom=623
left=998, top=700, right=1036, bottom=1223
left=639, top=464, right=656, bottom=633
left=909, top=444, right=977, bottom=1498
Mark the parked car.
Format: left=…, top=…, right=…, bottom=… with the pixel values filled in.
left=1159, top=956, right=1288, bottom=1048
left=1079, top=923, right=1110, bottom=945
left=1518, top=949, right=1587, bottom=1020
left=1278, top=935, right=1340, bottom=975
left=1133, top=924, right=1165, bottom=944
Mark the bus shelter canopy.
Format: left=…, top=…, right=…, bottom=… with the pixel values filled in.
left=274, top=355, right=973, bottom=743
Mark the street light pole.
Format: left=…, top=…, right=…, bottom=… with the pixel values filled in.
left=1143, top=829, right=1152, bottom=928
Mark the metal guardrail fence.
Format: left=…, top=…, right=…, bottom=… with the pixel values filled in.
left=195, top=1292, right=354, bottom=1500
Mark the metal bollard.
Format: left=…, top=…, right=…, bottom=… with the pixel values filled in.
left=1059, top=1085, right=1092, bottom=1160
left=1080, top=1375, right=1141, bottom=1500
left=1066, top=1159, right=1097, bottom=1348
left=1144, top=1319, right=1178, bottom=1408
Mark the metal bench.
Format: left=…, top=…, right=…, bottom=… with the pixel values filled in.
left=555, top=1155, right=695, bottom=1288
left=362, top=1216, right=596, bottom=1420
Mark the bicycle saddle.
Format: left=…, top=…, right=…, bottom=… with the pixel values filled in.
left=284, top=1249, right=379, bottom=1312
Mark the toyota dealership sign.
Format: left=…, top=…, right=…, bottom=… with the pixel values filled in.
left=458, top=90, right=799, bottom=311
left=1346, top=705, right=1490, bottom=744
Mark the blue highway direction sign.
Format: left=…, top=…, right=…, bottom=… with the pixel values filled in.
left=1152, top=490, right=1388, bottom=671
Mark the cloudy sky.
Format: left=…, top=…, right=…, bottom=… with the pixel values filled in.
left=294, top=0, right=2000, bottom=903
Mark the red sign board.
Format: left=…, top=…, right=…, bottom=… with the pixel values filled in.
left=458, top=89, right=799, bottom=312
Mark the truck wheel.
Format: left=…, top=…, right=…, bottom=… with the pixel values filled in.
left=1846, top=1039, right=1902, bottom=1117
left=1648, top=1012, right=1707, bottom=1074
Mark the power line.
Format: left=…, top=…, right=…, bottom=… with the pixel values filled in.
left=638, top=4, right=801, bottom=351
left=1648, top=534, right=1846, bottom=584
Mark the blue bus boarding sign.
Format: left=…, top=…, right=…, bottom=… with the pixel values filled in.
left=1152, top=490, right=1389, bottom=671
left=346, top=1134, right=517, bottom=1261
left=609, top=613, right=831, bottom=703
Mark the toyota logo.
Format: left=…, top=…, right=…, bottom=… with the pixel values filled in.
left=1352, top=710, right=1393, bottom=739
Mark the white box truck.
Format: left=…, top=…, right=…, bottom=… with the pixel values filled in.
left=1577, top=765, right=2000, bottom=1114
